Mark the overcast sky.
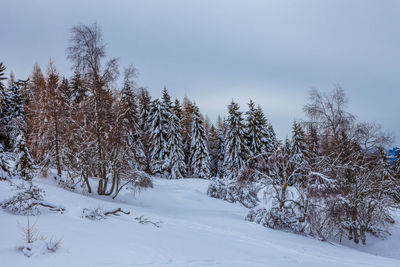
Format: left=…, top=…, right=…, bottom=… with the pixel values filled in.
left=1, top=0, right=399, bottom=142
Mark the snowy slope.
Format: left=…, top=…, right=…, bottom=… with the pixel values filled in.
left=0, top=177, right=399, bottom=267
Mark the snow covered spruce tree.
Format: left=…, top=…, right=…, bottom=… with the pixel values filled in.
left=148, top=98, right=169, bottom=176
left=288, top=121, right=308, bottom=186
left=216, top=116, right=226, bottom=178
left=181, top=96, right=194, bottom=171
left=0, top=144, right=11, bottom=180
left=13, top=133, right=36, bottom=180
left=0, top=62, right=9, bottom=147
left=2, top=74, right=28, bottom=148
left=120, top=65, right=146, bottom=170
left=246, top=100, right=266, bottom=157
left=189, top=104, right=211, bottom=178
left=165, top=102, right=186, bottom=179
left=207, top=124, right=219, bottom=177
left=138, top=87, right=152, bottom=173
left=208, top=101, right=259, bottom=207
left=223, top=101, right=249, bottom=179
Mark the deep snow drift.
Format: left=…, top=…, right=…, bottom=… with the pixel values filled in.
left=0, top=177, right=399, bottom=267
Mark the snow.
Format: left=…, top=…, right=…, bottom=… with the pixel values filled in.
left=1, top=177, right=399, bottom=266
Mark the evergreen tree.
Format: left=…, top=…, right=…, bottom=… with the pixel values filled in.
left=13, top=133, right=35, bottom=180
left=290, top=121, right=306, bottom=162
left=181, top=96, right=194, bottom=171
left=190, top=104, right=211, bottom=178
left=207, top=124, right=219, bottom=177
left=165, top=108, right=186, bottom=178
left=173, top=98, right=182, bottom=120
left=4, top=75, right=28, bottom=146
left=0, top=63, right=8, bottom=147
left=70, top=70, right=86, bottom=104
left=216, top=116, right=226, bottom=178
left=223, top=101, right=248, bottom=179
left=0, top=143, right=10, bottom=180
left=138, top=87, right=152, bottom=172
left=289, top=121, right=308, bottom=185
left=121, top=66, right=146, bottom=170
left=246, top=100, right=272, bottom=157
left=266, top=121, right=278, bottom=153
left=148, top=99, right=169, bottom=176
left=161, top=86, right=173, bottom=112
left=0, top=63, right=6, bottom=90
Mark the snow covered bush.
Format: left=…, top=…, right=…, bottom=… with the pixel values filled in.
left=82, top=207, right=107, bottom=221
left=1, top=181, right=65, bottom=215
left=207, top=176, right=258, bottom=208
left=2, top=183, right=46, bottom=215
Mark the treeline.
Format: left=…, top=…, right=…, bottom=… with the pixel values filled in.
left=0, top=23, right=278, bottom=195
left=1, top=23, right=400, bottom=244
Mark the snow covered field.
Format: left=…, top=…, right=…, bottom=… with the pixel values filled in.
left=1, top=177, right=399, bottom=267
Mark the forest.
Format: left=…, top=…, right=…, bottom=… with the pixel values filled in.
left=1, top=23, right=399, bottom=249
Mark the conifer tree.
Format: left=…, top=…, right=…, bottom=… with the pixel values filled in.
left=121, top=66, right=146, bottom=170
left=289, top=121, right=308, bottom=185
left=189, top=104, right=211, bottom=178
left=173, top=98, right=182, bottom=120
left=0, top=63, right=6, bottom=89
left=138, top=87, right=152, bottom=172
left=13, top=133, right=35, bottom=180
left=223, top=101, right=248, bottom=179
left=266, top=122, right=278, bottom=153
left=246, top=100, right=272, bottom=157
left=181, top=96, right=194, bottom=170
left=70, top=70, right=86, bottom=104
left=0, top=62, right=8, bottom=147
left=207, top=124, right=219, bottom=177
left=216, top=116, right=226, bottom=178
left=165, top=108, right=186, bottom=178
left=161, top=86, right=173, bottom=112
left=148, top=99, right=169, bottom=176
left=4, top=75, right=28, bottom=146
left=0, top=144, right=10, bottom=179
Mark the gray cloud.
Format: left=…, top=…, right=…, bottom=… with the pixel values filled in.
left=1, top=0, right=399, bottom=141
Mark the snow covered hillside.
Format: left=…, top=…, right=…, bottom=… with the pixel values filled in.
left=1, top=177, right=399, bottom=267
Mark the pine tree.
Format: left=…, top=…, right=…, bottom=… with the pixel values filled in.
left=0, top=63, right=6, bottom=89
left=289, top=121, right=308, bottom=185
left=173, top=98, right=182, bottom=120
left=190, top=104, right=211, bottom=178
left=165, top=108, right=186, bottom=178
left=216, top=116, right=226, bottom=178
left=246, top=100, right=272, bottom=157
left=223, top=101, right=248, bottom=179
left=0, top=143, right=10, bottom=180
left=181, top=96, right=194, bottom=171
left=207, top=124, right=219, bottom=177
left=0, top=63, right=9, bottom=147
left=148, top=99, right=169, bottom=176
left=161, top=86, right=173, bottom=112
left=4, top=74, right=28, bottom=146
left=138, top=87, right=152, bottom=172
left=13, top=133, right=35, bottom=180
left=121, top=66, right=146, bottom=170
left=266, top=121, right=278, bottom=153
left=70, top=70, right=86, bottom=104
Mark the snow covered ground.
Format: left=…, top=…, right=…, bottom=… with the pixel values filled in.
left=1, top=177, right=399, bottom=267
